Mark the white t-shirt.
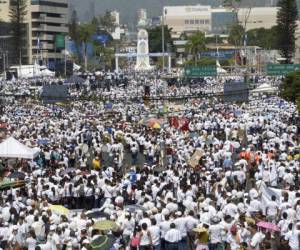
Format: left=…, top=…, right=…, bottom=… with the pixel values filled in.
left=160, top=220, right=171, bottom=238
left=164, top=228, right=182, bottom=243
left=149, top=225, right=160, bottom=246
left=285, top=229, right=300, bottom=250
left=266, top=201, right=278, bottom=216
left=51, top=233, right=61, bottom=250
left=209, top=224, right=224, bottom=244
left=250, top=232, right=264, bottom=250
left=226, top=233, right=240, bottom=250
left=140, top=229, right=151, bottom=246
left=26, top=237, right=37, bottom=250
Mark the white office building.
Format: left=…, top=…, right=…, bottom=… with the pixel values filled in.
left=163, top=5, right=279, bottom=38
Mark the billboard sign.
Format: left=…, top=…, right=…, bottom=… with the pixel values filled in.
left=185, top=65, right=217, bottom=77
left=267, top=64, right=300, bottom=76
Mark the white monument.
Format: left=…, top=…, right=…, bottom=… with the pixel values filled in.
left=135, top=20, right=152, bottom=71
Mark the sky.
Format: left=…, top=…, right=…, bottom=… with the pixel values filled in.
left=70, top=0, right=273, bottom=25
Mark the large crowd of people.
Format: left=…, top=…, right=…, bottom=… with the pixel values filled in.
left=0, top=72, right=298, bottom=250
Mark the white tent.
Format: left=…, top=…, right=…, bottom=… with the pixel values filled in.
left=0, top=137, right=40, bottom=159
left=41, top=69, right=55, bottom=77
left=73, top=63, right=81, bottom=71
left=251, top=83, right=277, bottom=94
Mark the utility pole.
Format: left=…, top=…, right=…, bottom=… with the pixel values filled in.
left=2, top=52, right=6, bottom=80
left=161, top=0, right=165, bottom=72
left=64, top=35, right=67, bottom=77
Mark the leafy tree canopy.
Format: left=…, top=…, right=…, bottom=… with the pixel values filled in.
left=147, top=25, right=174, bottom=53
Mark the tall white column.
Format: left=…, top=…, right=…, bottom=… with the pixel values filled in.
left=115, top=56, right=119, bottom=73
left=168, top=55, right=171, bottom=73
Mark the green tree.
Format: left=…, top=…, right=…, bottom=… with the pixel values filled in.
left=276, top=0, right=298, bottom=63
left=92, top=30, right=114, bottom=69
left=228, top=24, right=245, bottom=47
left=98, top=11, right=116, bottom=33
left=147, top=25, right=173, bottom=53
left=78, top=23, right=96, bottom=71
left=280, top=70, right=300, bottom=102
left=186, top=32, right=206, bottom=65
left=69, top=10, right=81, bottom=60
left=246, top=27, right=277, bottom=49
left=9, top=0, right=28, bottom=65
left=223, top=0, right=241, bottom=7
left=185, top=57, right=215, bottom=66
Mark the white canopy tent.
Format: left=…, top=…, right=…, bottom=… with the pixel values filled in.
left=73, top=63, right=81, bottom=71
left=251, top=83, right=277, bottom=94
left=40, top=68, right=55, bottom=77
left=0, top=137, right=40, bottom=159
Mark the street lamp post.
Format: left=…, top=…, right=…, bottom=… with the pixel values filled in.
left=2, top=52, right=5, bottom=78
left=161, top=0, right=165, bottom=72
left=64, top=35, right=67, bottom=77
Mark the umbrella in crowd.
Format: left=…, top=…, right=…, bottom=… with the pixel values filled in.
left=150, top=122, right=161, bottom=129
left=93, top=220, right=118, bottom=231
left=193, top=227, right=208, bottom=233
left=8, top=171, right=26, bottom=179
left=86, top=210, right=110, bottom=220
left=257, top=221, right=280, bottom=232
left=49, top=205, right=70, bottom=216
left=0, top=180, right=25, bottom=190
left=91, top=235, right=115, bottom=250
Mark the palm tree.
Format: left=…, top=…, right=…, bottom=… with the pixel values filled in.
left=186, top=32, right=206, bottom=65
left=78, top=23, right=96, bottom=71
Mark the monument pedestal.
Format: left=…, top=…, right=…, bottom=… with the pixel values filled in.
left=135, top=29, right=152, bottom=71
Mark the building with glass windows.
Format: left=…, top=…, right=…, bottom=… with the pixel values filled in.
left=211, top=11, right=237, bottom=35
left=163, top=5, right=279, bottom=38
left=0, top=0, right=68, bottom=66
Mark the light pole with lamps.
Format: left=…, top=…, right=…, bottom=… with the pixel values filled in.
left=161, top=0, right=165, bottom=72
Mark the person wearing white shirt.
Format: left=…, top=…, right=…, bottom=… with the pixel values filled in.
left=139, top=213, right=152, bottom=228
left=139, top=223, right=152, bottom=250
left=51, top=228, right=62, bottom=250
left=160, top=214, right=171, bottom=248
left=249, top=225, right=265, bottom=250
left=164, top=223, right=182, bottom=250
left=285, top=223, right=300, bottom=250
left=121, top=213, right=135, bottom=245
left=149, top=219, right=161, bottom=250
left=8, top=226, right=22, bottom=250
left=209, top=219, right=224, bottom=248
left=0, top=223, right=9, bottom=249
left=278, top=212, right=291, bottom=236
left=25, top=230, right=37, bottom=250
left=185, top=211, right=199, bottom=249
left=266, top=195, right=279, bottom=222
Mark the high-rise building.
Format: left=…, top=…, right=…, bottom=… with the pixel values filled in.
left=110, top=11, right=125, bottom=40
left=68, top=1, right=75, bottom=21
left=89, top=0, right=95, bottom=19
left=31, top=0, right=69, bottom=66
left=111, top=10, right=120, bottom=25
left=0, top=0, right=68, bottom=66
